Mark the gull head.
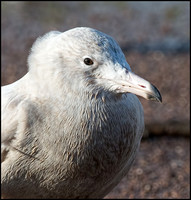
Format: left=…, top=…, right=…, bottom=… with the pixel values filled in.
left=28, top=27, right=162, bottom=102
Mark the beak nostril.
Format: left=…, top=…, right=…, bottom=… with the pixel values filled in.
left=138, top=84, right=146, bottom=88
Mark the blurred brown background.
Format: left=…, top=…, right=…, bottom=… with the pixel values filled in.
left=1, top=1, right=190, bottom=199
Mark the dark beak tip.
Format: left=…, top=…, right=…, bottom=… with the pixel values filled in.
left=157, top=89, right=162, bottom=103
left=159, top=95, right=162, bottom=103
left=152, top=84, right=162, bottom=103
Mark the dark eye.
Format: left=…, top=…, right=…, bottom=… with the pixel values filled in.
left=84, top=58, right=94, bottom=65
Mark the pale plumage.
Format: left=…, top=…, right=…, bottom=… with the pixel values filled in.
left=1, top=27, right=161, bottom=198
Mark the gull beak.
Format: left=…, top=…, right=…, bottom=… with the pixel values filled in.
left=107, top=69, right=162, bottom=103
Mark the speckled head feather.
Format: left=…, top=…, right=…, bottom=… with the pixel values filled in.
left=27, top=27, right=161, bottom=102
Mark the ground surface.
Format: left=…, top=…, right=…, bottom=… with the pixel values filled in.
left=105, top=136, right=190, bottom=199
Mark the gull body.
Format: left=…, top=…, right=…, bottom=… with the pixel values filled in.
left=1, top=27, right=161, bottom=198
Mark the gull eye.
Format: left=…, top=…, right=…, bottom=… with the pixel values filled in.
left=84, top=58, right=94, bottom=65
